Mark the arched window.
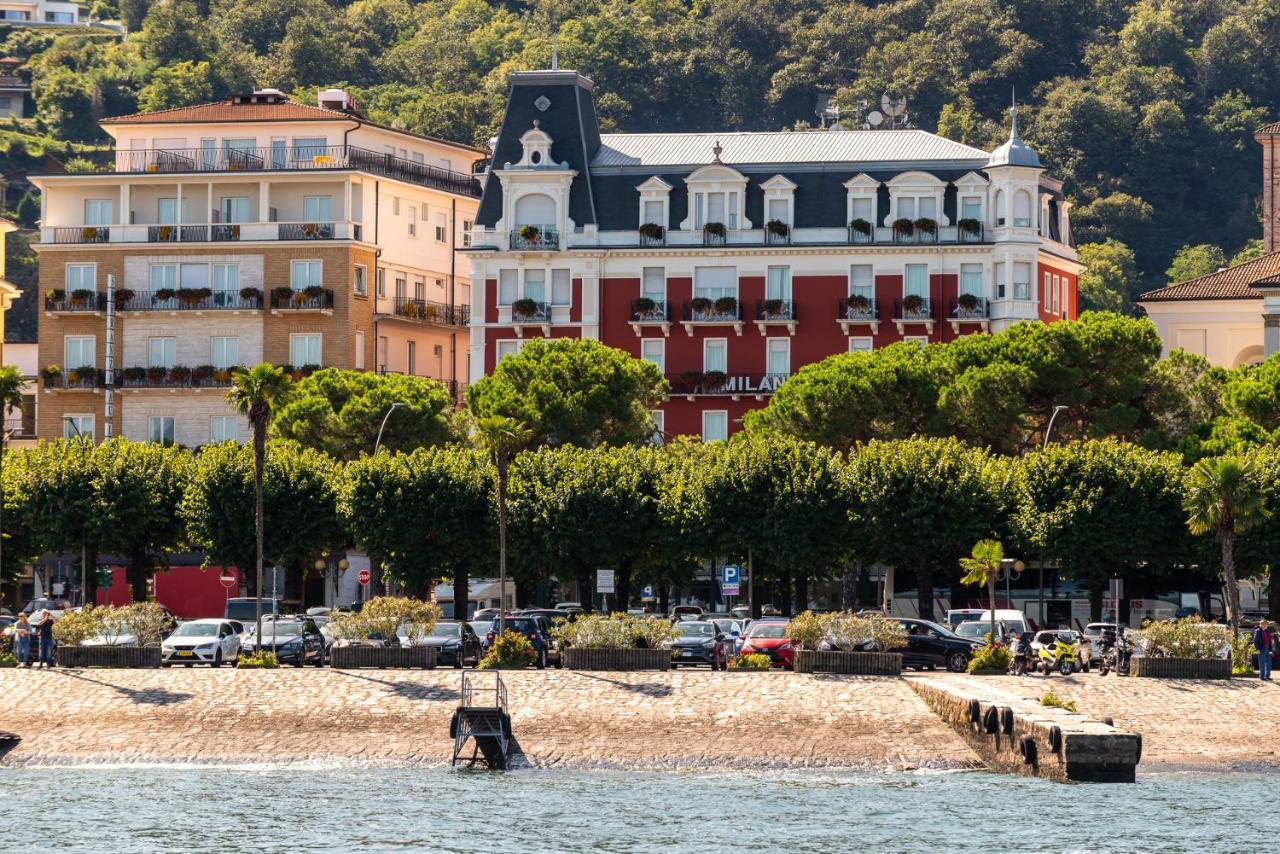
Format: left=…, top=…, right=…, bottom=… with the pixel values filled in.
left=514, top=193, right=556, bottom=227
left=994, top=190, right=1007, bottom=226
left=1013, top=190, right=1032, bottom=227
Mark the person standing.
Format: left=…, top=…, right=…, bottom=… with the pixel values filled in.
left=12, top=612, right=31, bottom=667
left=1253, top=619, right=1274, bottom=681
left=34, top=609, right=55, bottom=668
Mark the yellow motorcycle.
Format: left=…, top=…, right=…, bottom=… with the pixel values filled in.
left=1037, top=633, right=1078, bottom=676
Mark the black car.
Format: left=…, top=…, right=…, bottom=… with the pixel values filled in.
left=669, top=620, right=731, bottom=669
left=896, top=618, right=982, bottom=672
left=407, top=621, right=481, bottom=668
left=485, top=616, right=559, bottom=669
left=241, top=618, right=326, bottom=667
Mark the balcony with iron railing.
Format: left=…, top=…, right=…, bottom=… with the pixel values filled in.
left=41, top=367, right=104, bottom=391
left=45, top=290, right=107, bottom=313
left=47, top=220, right=362, bottom=245
left=269, top=287, right=335, bottom=312
left=948, top=295, right=990, bottom=332
left=114, top=289, right=263, bottom=312
left=838, top=295, right=879, bottom=334
left=388, top=297, right=469, bottom=327
left=755, top=298, right=796, bottom=333
left=115, top=366, right=238, bottom=390
left=509, top=225, right=559, bottom=251
left=893, top=296, right=935, bottom=333
left=509, top=299, right=552, bottom=323
left=638, top=225, right=666, bottom=247
left=39, top=145, right=483, bottom=198
left=681, top=297, right=743, bottom=336
left=763, top=224, right=791, bottom=245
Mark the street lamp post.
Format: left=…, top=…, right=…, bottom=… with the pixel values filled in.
left=373, top=402, right=406, bottom=456
left=1043, top=404, right=1069, bottom=450
left=317, top=554, right=350, bottom=608
left=997, top=558, right=1026, bottom=613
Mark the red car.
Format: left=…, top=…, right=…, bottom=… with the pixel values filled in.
left=739, top=620, right=794, bottom=669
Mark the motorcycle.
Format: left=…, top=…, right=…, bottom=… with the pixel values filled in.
left=1037, top=634, right=1078, bottom=676
left=1007, top=632, right=1036, bottom=675
left=1097, top=632, right=1131, bottom=677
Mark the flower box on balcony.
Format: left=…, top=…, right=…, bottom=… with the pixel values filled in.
left=762, top=298, right=784, bottom=315
left=239, top=287, right=262, bottom=302
left=46, top=289, right=66, bottom=302
left=121, top=366, right=147, bottom=383
left=958, top=218, right=982, bottom=238
left=902, top=294, right=925, bottom=313
left=633, top=297, right=657, bottom=315
left=913, top=217, right=937, bottom=236
left=712, top=296, right=737, bottom=315
left=679, top=369, right=703, bottom=393
left=957, top=293, right=980, bottom=312
left=69, top=288, right=96, bottom=306
left=154, top=288, right=176, bottom=302
left=517, top=225, right=541, bottom=242
left=892, top=218, right=914, bottom=236
left=702, top=370, right=728, bottom=391
left=638, top=222, right=665, bottom=240
left=113, top=288, right=136, bottom=304
left=766, top=220, right=789, bottom=237
left=849, top=218, right=872, bottom=237
left=41, top=365, right=61, bottom=382
left=168, top=365, right=192, bottom=383
left=511, top=298, right=539, bottom=319
left=848, top=294, right=871, bottom=312
left=690, top=297, right=713, bottom=313
left=192, top=364, right=216, bottom=383
left=271, top=286, right=293, bottom=302
left=703, top=222, right=726, bottom=238
left=146, top=367, right=168, bottom=384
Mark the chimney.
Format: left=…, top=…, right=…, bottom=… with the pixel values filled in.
left=1258, top=123, right=1280, bottom=253
left=318, top=88, right=352, bottom=112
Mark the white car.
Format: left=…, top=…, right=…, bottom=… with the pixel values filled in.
left=82, top=621, right=141, bottom=647
left=161, top=619, right=243, bottom=667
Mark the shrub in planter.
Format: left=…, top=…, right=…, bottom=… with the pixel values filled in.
left=680, top=369, right=703, bottom=390
left=52, top=605, right=108, bottom=647
left=517, top=224, right=541, bottom=242
left=121, top=366, right=146, bottom=383
left=703, top=221, right=727, bottom=238
left=154, top=288, right=176, bottom=301
left=70, top=366, right=98, bottom=385
left=957, top=293, right=980, bottom=311
left=113, top=288, right=136, bottom=304
left=41, top=364, right=62, bottom=382
left=913, top=217, right=937, bottom=234
left=168, top=365, right=192, bottom=383
left=175, top=288, right=200, bottom=305
left=550, top=614, right=678, bottom=649
left=712, top=296, right=737, bottom=315
left=785, top=611, right=830, bottom=650
left=892, top=218, right=914, bottom=236
left=327, top=596, right=441, bottom=647
left=292, top=290, right=312, bottom=304
left=237, top=651, right=280, bottom=669
left=303, top=285, right=324, bottom=299
left=902, top=294, right=925, bottom=313
left=957, top=217, right=981, bottom=235
left=272, top=286, right=294, bottom=302
left=1133, top=617, right=1232, bottom=659
left=46, top=288, right=66, bottom=302
left=638, top=222, right=665, bottom=240
left=848, top=293, right=871, bottom=311
left=762, top=298, right=784, bottom=315
left=728, top=653, right=772, bottom=670
left=966, top=643, right=1012, bottom=674
left=766, top=219, right=789, bottom=236
left=192, top=364, right=216, bottom=382
left=511, top=297, right=539, bottom=318
left=633, top=296, right=658, bottom=314
left=239, top=286, right=263, bottom=301
left=690, top=296, right=713, bottom=313
left=477, top=629, right=538, bottom=669
left=146, top=366, right=168, bottom=384
left=702, top=370, right=728, bottom=390
left=822, top=612, right=909, bottom=652
left=849, top=218, right=872, bottom=236
left=213, top=368, right=232, bottom=383
left=70, top=288, right=96, bottom=305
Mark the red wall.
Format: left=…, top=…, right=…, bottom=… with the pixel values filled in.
left=96, top=565, right=239, bottom=620
left=1036, top=261, right=1078, bottom=323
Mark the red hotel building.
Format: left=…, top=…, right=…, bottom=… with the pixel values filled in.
left=466, top=70, right=1081, bottom=440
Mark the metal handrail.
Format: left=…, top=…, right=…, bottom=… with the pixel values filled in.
left=390, top=297, right=468, bottom=326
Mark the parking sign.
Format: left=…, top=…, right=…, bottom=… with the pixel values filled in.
left=720, top=565, right=740, bottom=596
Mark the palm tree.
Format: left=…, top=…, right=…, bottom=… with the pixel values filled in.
left=225, top=363, right=292, bottom=646
left=1184, top=455, right=1270, bottom=636
left=0, top=366, right=24, bottom=591
left=474, top=415, right=531, bottom=637
left=959, top=539, right=1004, bottom=647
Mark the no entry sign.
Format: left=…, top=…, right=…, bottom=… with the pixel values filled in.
left=219, top=571, right=236, bottom=589
left=357, top=568, right=371, bottom=586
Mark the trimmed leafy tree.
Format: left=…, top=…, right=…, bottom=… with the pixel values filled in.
left=1015, top=440, right=1191, bottom=620
left=696, top=434, right=850, bottom=616
left=0, top=447, right=46, bottom=595
left=273, top=368, right=458, bottom=459
left=182, top=440, right=345, bottom=603
left=847, top=438, right=1006, bottom=621
left=1184, top=454, right=1271, bottom=636
left=19, top=439, right=104, bottom=600
left=466, top=338, right=668, bottom=448
left=94, top=439, right=191, bottom=602
left=342, top=446, right=495, bottom=606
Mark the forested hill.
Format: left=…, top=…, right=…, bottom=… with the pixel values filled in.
left=2, top=0, right=1278, bottom=302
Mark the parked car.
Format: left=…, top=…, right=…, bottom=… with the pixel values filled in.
left=944, top=609, right=988, bottom=631
left=669, top=620, right=732, bottom=669
left=669, top=605, right=703, bottom=621
left=241, top=618, right=326, bottom=666
left=397, top=620, right=481, bottom=668
left=224, top=598, right=281, bottom=623
left=730, top=605, right=751, bottom=621
left=739, top=620, right=794, bottom=669
left=895, top=619, right=981, bottom=672
left=953, top=619, right=1014, bottom=645
left=160, top=619, right=244, bottom=667
left=21, top=598, right=72, bottom=618
left=554, top=602, right=584, bottom=615
left=469, top=620, right=494, bottom=651
left=1031, top=629, right=1091, bottom=671
left=1082, top=623, right=1122, bottom=663
left=709, top=618, right=745, bottom=654
left=484, top=616, right=558, bottom=669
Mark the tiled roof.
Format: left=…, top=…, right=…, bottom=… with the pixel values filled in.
left=591, top=129, right=991, bottom=169
left=102, top=98, right=356, bottom=125
left=1137, top=252, right=1280, bottom=302
left=1257, top=122, right=1280, bottom=135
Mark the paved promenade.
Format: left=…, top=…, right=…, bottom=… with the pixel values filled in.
left=0, top=669, right=974, bottom=770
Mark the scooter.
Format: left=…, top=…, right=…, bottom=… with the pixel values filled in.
left=1037, top=634, right=1078, bottom=676
left=1008, top=632, right=1036, bottom=675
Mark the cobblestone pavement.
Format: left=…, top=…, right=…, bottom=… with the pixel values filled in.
left=917, top=672, right=1280, bottom=770
left=0, top=668, right=977, bottom=770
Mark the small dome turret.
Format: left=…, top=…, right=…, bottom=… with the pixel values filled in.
left=987, top=102, right=1041, bottom=169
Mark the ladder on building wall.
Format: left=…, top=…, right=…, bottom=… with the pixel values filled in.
left=450, top=671, right=512, bottom=769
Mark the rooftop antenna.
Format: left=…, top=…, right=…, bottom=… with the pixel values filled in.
left=879, top=90, right=909, bottom=129
left=1009, top=87, right=1021, bottom=139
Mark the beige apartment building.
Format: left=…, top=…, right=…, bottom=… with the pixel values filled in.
left=31, top=88, right=483, bottom=445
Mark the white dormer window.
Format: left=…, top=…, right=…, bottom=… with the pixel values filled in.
left=760, top=174, right=797, bottom=231
left=694, top=191, right=738, bottom=229
left=954, top=172, right=989, bottom=230
left=843, top=174, right=880, bottom=241
left=680, top=163, right=750, bottom=232
left=636, top=176, right=672, bottom=241
left=517, top=122, right=554, bottom=167
left=885, top=171, right=948, bottom=227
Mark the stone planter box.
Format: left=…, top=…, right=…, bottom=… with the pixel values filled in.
left=55, top=645, right=162, bottom=669
left=564, top=647, right=670, bottom=671
left=330, top=645, right=437, bottom=670
left=793, top=649, right=902, bottom=675
left=1131, top=656, right=1231, bottom=680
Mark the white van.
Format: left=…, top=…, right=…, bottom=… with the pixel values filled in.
left=970, top=609, right=1032, bottom=635
left=944, top=609, right=987, bottom=631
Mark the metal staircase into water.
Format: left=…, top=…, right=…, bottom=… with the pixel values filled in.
left=450, top=672, right=512, bottom=769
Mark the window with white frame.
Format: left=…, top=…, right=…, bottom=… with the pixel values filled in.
left=496, top=339, right=523, bottom=362
left=291, top=260, right=322, bottom=290
left=63, top=415, right=93, bottom=441
left=220, top=197, right=249, bottom=223
left=702, top=410, right=728, bottom=442
left=693, top=191, right=739, bottom=229
left=435, top=213, right=447, bottom=243
left=150, top=264, right=176, bottom=291
left=210, top=415, right=238, bottom=443
left=849, top=337, right=873, bottom=353
left=158, top=197, right=186, bottom=224
left=212, top=263, right=239, bottom=293
left=354, top=265, right=367, bottom=297
left=355, top=331, right=365, bottom=370
left=377, top=335, right=388, bottom=369
left=641, top=339, right=665, bottom=373
left=642, top=199, right=664, bottom=228
left=148, top=337, right=176, bottom=368
left=180, top=263, right=209, bottom=289
left=394, top=276, right=405, bottom=301
left=960, top=264, right=982, bottom=296
left=1054, top=274, right=1063, bottom=313
left=703, top=338, right=727, bottom=373
left=292, top=137, right=327, bottom=161
left=849, top=196, right=874, bottom=224
left=960, top=196, right=983, bottom=221
left=1060, top=277, right=1069, bottom=316
left=694, top=266, right=736, bottom=301
left=148, top=416, right=175, bottom=445
left=414, top=278, right=425, bottom=301
left=407, top=341, right=416, bottom=375
left=903, top=335, right=930, bottom=346
left=66, top=263, right=95, bottom=290
left=64, top=336, right=95, bottom=369
left=995, top=263, right=1006, bottom=299
left=850, top=265, right=874, bottom=301
left=551, top=269, right=571, bottom=306
left=462, top=219, right=473, bottom=247
left=376, top=268, right=386, bottom=298
left=290, top=333, right=321, bottom=366
left=904, top=264, right=929, bottom=298
left=524, top=269, right=546, bottom=303
left=210, top=337, right=239, bottom=369
left=84, top=199, right=112, bottom=226
left=1013, top=262, right=1031, bottom=300
left=766, top=197, right=789, bottom=224
left=1043, top=272, right=1051, bottom=307
left=896, top=196, right=937, bottom=222
left=304, top=195, right=332, bottom=223
left=498, top=269, right=518, bottom=305
left=766, top=266, right=791, bottom=301
left=766, top=338, right=790, bottom=376
left=995, top=190, right=1007, bottom=226
left=1013, top=190, right=1032, bottom=227
left=641, top=268, right=665, bottom=302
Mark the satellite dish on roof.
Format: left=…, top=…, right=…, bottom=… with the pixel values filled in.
left=866, top=110, right=884, bottom=128
left=881, top=91, right=907, bottom=118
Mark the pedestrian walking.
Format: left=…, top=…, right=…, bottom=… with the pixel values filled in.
left=1253, top=619, right=1274, bottom=681
left=34, top=609, right=55, bottom=668
left=12, top=612, right=31, bottom=667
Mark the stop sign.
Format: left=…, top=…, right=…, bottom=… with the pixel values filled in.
left=357, top=568, right=371, bottom=586
left=219, top=571, right=236, bottom=589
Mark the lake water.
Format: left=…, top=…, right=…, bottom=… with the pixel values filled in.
left=4, top=765, right=1273, bottom=852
